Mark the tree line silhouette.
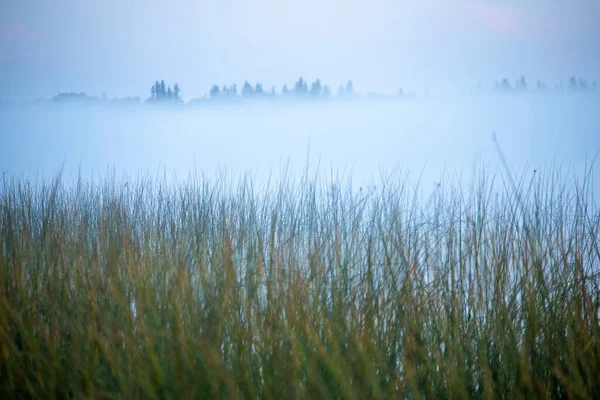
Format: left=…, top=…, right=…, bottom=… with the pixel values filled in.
left=202, top=77, right=354, bottom=101
left=493, top=76, right=596, bottom=93
left=149, top=80, right=182, bottom=103
left=32, top=75, right=599, bottom=106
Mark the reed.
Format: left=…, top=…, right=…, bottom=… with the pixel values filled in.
left=1, top=166, right=598, bottom=399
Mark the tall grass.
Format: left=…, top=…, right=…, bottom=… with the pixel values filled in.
left=1, top=166, right=599, bottom=399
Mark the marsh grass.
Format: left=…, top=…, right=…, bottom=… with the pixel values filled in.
left=1, top=166, right=599, bottom=399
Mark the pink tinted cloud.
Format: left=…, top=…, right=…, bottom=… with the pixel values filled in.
left=458, top=3, right=522, bottom=36
left=472, top=4, right=521, bottom=34
left=455, top=3, right=555, bottom=40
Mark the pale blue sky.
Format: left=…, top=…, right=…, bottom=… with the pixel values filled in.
left=1, top=0, right=599, bottom=101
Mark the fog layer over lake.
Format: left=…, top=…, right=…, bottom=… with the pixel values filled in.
left=1, top=94, right=598, bottom=195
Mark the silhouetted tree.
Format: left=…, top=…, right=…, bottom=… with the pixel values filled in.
left=310, top=79, right=322, bottom=97
left=151, top=80, right=162, bottom=101
left=270, top=86, right=276, bottom=96
left=517, top=76, right=527, bottom=91
left=337, top=85, right=345, bottom=97
left=149, top=80, right=175, bottom=102
left=345, top=80, right=354, bottom=96
left=569, top=76, right=578, bottom=90
left=255, top=83, right=264, bottom=96
left=579, top=78, right=588, bottom=91
left=221, top=84, right=237, bottom=97
left=173, top=83, right=181, bottom=102
left=501, top=78, right=511, bottom=91
left=160, top=80, right=166, bottom=98
left=242, top=81, right=254, bottom=97
left=282, top=84, right=290, bottom=96
left=210, top=85, right=221, bottom=98
left=294, top=77, right=308, bottom=96
left=322, top=85, right=331, bottom=98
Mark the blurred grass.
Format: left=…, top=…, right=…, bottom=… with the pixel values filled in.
left=1, top=166, right=599, bottom=399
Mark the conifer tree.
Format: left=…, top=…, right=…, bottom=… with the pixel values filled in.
left=310, top=79, right=322, bottom=97
left=173, top=83, right=181, bottom=102
left=242, top=81, right=254, bottom=97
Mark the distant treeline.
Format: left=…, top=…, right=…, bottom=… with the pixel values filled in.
left=50, top=92, right=141, bottom=105
left=491, top=76, right=597, bottom=93
left=6, top=75, right=596, bottom=107
left=148, top=80, right=182, bottom=104
left=203, top=77, right=349, bottom=100
left=152, top=77, right=361, bottom=106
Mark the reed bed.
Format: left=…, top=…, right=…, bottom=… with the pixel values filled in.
left=1, top=166, right=599, bottom=399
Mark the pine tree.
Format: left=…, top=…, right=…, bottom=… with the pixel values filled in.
left=242, top=81, right=254, bottom=97
left=173, top=83, right=181, bottom=102
left=518, top=76, right=527, bottom=91
left=210, top=85, right=221, bottom=98
left=345, top=80, right=354, bottom=96
left=310, top=79, right=322, bottom=97
left=154, top=81, right=161, bottom=100
left=569, top=76, right=578, bottom=90
left=294, top=77, right=308, bottom=96
left=160, top=80, right=166, bottom=99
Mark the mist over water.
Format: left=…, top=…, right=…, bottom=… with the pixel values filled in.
left=1, top=94, right=599, bottom=197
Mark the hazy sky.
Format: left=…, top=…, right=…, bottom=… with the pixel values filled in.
left=1, top=0, right=599, bottom=101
